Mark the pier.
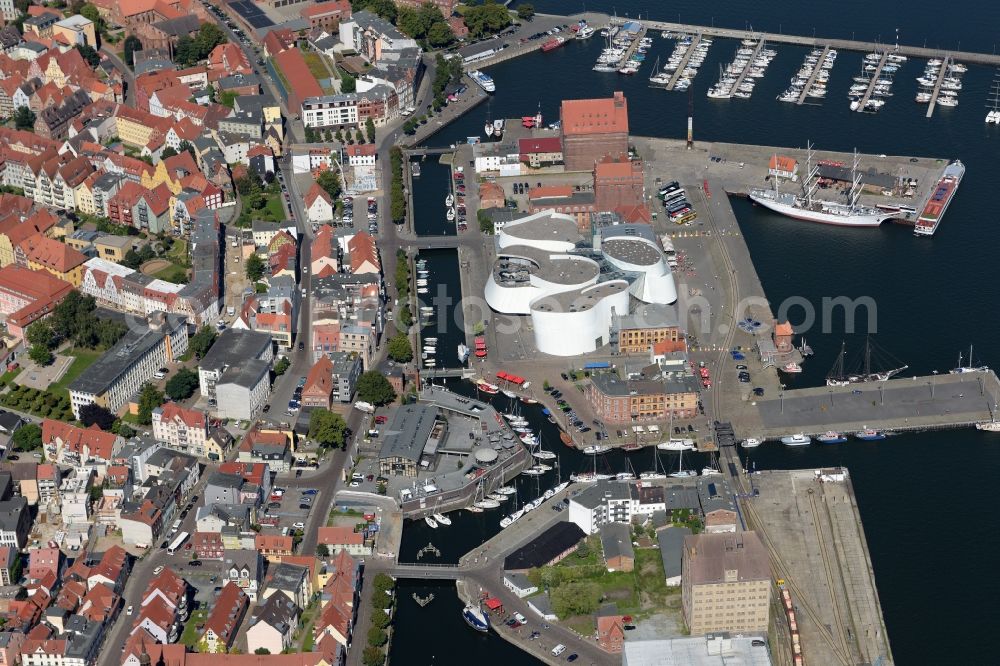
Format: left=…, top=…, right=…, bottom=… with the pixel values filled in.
left=591, top=13, right=1000, bottom=66
left=731, top=39, right=766, bottom=99
left=857, top=50, right=889, bottom=112
left=665, top=33, right=702, bottom=90
left=798, top=45, right=831, bottom=104
left=925, top=54, right=952, bottom=118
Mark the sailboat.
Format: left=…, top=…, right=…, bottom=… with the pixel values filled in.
left=986, top=73, right=1000, bottom=123
left=657, top=412, right=694, bottom=450
left=826, top=336, right=908, bottom=386
left=639, top=448, right=667, bottom=480
left=432, top=513, right=451, bottom=526
left=748, top=143, right=894, bottom=227
left=669, top=448, right=696, bottom=478
left=532, top=437, right=556, bottom=460
left=949, top=345, right=989, bottom=373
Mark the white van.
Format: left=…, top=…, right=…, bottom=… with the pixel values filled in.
left=551, top=645, right=566, bottom=656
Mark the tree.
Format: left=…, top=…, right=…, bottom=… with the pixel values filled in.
left=123, top=35, right=142, bottom=68
left=11, top=424, right=41, bottom=452
left=274, top=356, right=290, bottom=376
left=79, top=404, right=116, bottom=430
left=427, top=21, right=454, bottom=47
left=165, top=368, right=199, bottom=400
left=316, top=544, right=330, bottom=557
left=361, top=647, right=384, bottom=666
left=304, top=127, right=317, bottom=144
left=121, top=248, right=143, bottom=270
left=137, top=384, right=165, bottom=425
left=367, top=626, right=387, bottom=647
left=161, top=146, right=178, bottom=160
left=372, top=573, right=394, bottom=596
left=13, top=107, right=35, bottom=131
left=387, top=335, right=413, bottom=363
left=364, top=117, right=376, bottom=143
left=308, top=409, right=347, bottom=450
left=341, top=73, right=356, bottom=94
left=463, top=0, right=512, bottom=38
left=316, top=170, right=341, bottom=200
left=79, top=3, right=101, bottom=25
left=28, top=345, right=53, bottom=366
left=253, top=649, right=270, bottom=655
left=178, top=140, right=196, bottom=159
left=356, top=371, right=396, bottom=406
left=26, top=322, right=57, bottom=350
left=189, top=325, right=217, bottom=359
left=245, top=254, right=265, bottom=282
left=76, top=45, right=100, bottom=68
left=516, top=3, right=535, bottom=20
left=550, top=581, right=602, bottom=618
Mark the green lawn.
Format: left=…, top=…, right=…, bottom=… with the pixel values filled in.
left=264, top=194, right=286, bottom=221
left=50, top=349, right=102, bottom=396
left=154, top=263, right=190, bottom=284
left=302, top=51, right=330, bottom=84
left=167, top=238, right=189, bottom=264
left=0, top=367, right=22, bottom=384
left=181, top=609, right=208, bottom=648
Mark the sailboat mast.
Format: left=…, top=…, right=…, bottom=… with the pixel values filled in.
left=848, top=149, right=863, bottom=208
left=864, top=336, right=872, bottom=377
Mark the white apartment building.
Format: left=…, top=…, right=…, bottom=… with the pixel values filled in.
left=68, top=314, right=189, bottom=419
left=301, top=95, right=360, bottom=128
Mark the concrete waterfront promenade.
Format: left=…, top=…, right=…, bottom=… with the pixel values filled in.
left=740, top=468, right=895, bottom=666
left=756, top=369, right=999, bottom=439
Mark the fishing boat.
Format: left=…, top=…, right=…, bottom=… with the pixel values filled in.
left=583, top=444, right=611, bottom=455
left=854, top=428, right=886, bottom=441
left=463, top=604, right=490, bottom=632
left=741, top=437, right=762, bottom=449
left=424, top=516, right=438, bottom=528
left=432, top=513, right=451, bottom=526
left=816, top=431, right=847, bottom=444
left=780, top=433, right=811, bottom=446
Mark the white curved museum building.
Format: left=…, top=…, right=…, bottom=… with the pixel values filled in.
left=484, top=211, right=677, bottom=356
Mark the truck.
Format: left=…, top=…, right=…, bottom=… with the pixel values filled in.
left=354, top=401, right=375, bottom=413
left=583, top=362, right=611, bottom=370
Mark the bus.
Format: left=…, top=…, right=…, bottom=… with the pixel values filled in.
left=662, top=188, right=687, bottom=203
left=167, top=531, right=189, bottom=554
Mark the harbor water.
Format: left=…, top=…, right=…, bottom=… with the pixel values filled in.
left=414, top=249, right=466, bottom=370
left=396, top=3, right=1000, bottom=663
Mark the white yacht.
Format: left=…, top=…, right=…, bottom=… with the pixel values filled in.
left=780, top=433, right=811, bottom=446
left=432, top=513, right=451, bottom=526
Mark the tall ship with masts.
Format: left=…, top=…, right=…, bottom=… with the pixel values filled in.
left=748, top=143, right=895, bottom=227
left=826, top=337, right=908, bottom=386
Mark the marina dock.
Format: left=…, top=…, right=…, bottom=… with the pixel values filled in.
left=798, top=46, right=831, bottom=104
left=857, top=50, right=889, bottom=112
left=665, top=33, right=702, bottom=91
left=731, top=39, right=766, bottom=99
left=588, top=13, right=1000, bottom=66
left=926, top=55, right=952, bottom=118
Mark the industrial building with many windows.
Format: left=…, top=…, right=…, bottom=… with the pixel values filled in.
left=682, top=531, right=772, bottom=636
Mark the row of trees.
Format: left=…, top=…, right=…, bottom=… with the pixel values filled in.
left=304, top=121, right=375, bottom=145
left=0, top=385, right=73, bottom=422
left=362, top=573, right=396, bottom=666
left=389, top=147, right=405, bottom=224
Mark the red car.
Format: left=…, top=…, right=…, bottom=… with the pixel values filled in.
left=375, top=415, right=387, bottom=424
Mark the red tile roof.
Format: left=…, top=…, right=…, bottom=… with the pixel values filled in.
left=518, top=136, right=562, bottom=154
left=41, top=420, right=119, bottom=460
left=317, top=526, right=363, bottom=546
left=560, top=91, right=629, bottom=137
left=274, top=49, right=324, bottom=108
left=19, top=234, right=88, bottom=274
left=157, top=402, right=207, bottom=430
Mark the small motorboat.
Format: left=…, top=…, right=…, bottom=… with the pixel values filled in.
left=816, top=431, right=847, bottom=444
left=780, top=433, right=811, bottom=446
left=854, top=428, right=886, bottom=441
left=741, top=438, right=762, bottom=449
left=463, top=604, right=490, bottom=632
